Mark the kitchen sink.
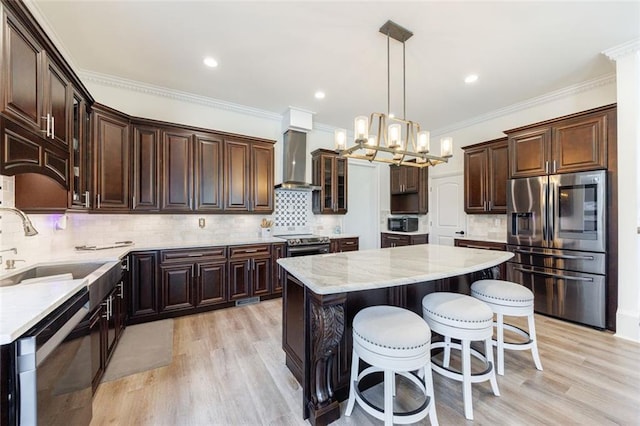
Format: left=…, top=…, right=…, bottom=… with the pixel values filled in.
left=0, top=262, right=112, bottom=287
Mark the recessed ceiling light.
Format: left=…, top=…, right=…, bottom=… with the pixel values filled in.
left=203, top=57, right=218, bottom=68
left=464, top=74, right=478, bottom=84
left=315, top=91, right=325, bottom=99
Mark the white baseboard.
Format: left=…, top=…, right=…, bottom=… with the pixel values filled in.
left=615, top=308, right=640, bottom=342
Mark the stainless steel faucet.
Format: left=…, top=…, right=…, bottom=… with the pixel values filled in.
left=0, top=207, right=39, bottom=236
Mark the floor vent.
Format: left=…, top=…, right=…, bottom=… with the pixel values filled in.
left=235, top=296, right=260, bottom=307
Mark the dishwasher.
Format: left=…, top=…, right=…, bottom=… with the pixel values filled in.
left=11, top=287, right=92, bottom=425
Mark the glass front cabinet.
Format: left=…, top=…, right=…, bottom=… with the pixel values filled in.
left=312, top=149, right=347, bottom=214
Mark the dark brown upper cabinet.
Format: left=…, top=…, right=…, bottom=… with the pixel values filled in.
left=389, top=164, right=428, bottom=215
left=1, top=9, right=45, bottom=134
left=224, top=138, right=274, bottom=213
left=194, top=133, right=224, bottom=211
left=312, top=149, right=347, bottom=214
left=507, top=105, right=615, bottom=178
left=1, top=1, right=92, bottom=195
left=162, top=128, right=193, bottom=211
left=131, top=123, right=161, bottom=211
left=463, top=137, right=508, bottom=214
left=0, top=9, right=70, bottom=188
left=390, top=166, right=419, bottom=194
left=92, top=104, right=130, bottom=211
left=44, top=58, right=71, bottom=148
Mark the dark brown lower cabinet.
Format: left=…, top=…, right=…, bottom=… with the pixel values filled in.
left=197, top=261, right=227, bottom=306
left=129, top=251, right=159, bottom=321
left=159, top=247, right=228, bottom=312
left=127, top=244, right=280, bottom=325
left=159, top=263, right=196, bottom=312
left=380, top=232, right=428, bottom=248
left=89, top=279, right=127, bottom=393
left=272, top=243, right=286, bottom=294
left=89, top=305, right=105, bottom=393
left=228, top=244, right=272, bottom=300
left=330, top=237, right=359, bottom=253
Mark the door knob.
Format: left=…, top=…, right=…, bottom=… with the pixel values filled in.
left=455, top=231, right=465, bottom=235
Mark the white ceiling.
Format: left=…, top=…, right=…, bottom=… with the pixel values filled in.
left=29, top=1, right=640, bottom=133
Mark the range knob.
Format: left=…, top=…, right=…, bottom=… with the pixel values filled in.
left=291, top=239, right=301, bottom=246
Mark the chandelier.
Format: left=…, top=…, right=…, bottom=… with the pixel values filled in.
left=334, top=20, right=453, bottom=168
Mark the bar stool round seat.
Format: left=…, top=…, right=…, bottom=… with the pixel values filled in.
left=471, top=279, right=543, bottom=376
left=422, top=292, right=500, bottom=420
left=345, top=305, right=438, bottom=426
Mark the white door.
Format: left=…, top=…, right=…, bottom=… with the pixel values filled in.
left=430, top=174, right=466, bottom=246
left=344, top=161, right=379, bottom=250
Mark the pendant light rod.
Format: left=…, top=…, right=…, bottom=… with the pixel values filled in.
left=403, top=40, right=406, bottom=120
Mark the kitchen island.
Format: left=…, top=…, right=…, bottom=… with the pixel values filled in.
left=277, top=244, right=513, bottom=426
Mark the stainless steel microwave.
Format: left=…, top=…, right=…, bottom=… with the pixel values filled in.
left=388, top=217, right=418, bottom=232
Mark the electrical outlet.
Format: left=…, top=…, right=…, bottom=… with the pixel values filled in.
left=198, top=218, right=205, bottom=228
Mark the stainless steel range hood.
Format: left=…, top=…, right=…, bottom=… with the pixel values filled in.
left=275, top=129, right=320, bottom=191
left=276, top=108, right=320, bottom=191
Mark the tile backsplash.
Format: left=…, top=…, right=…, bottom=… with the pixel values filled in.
left=466, top=214, right=507, bottom=239
left=0, top=179, right=346, bottom=268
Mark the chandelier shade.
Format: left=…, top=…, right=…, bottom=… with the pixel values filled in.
left=335, top=20, right=453, bottom=168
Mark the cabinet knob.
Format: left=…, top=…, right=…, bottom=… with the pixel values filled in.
left=454, top=231, right=465, bottom=235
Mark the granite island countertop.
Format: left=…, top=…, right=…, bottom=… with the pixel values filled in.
left=277, top=244, right=513, bottom=295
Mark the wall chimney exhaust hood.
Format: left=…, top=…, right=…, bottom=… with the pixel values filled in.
left=275, top=108, right=320, bottom=191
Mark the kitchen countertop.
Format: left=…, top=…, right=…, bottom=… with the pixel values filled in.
left=0, top=235, right=287, bottom=345
left=277, top=244, right=513, bottom=295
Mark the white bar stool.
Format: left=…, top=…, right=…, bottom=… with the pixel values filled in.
left=422, top=292, right=499, bottom=420
left=345, top=305, right=438, bottom=426
left=471, top=279, right=543, bottom=375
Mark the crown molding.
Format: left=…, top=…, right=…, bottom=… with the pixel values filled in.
left=22, top=0, right=80, bottom=71
left=603, top=39, right=640, bottom=61
left=431, top=73, right=616, bottom=136
left=79, top=70, right=282, bottom=122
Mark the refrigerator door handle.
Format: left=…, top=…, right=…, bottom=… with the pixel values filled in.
left=542, top=182, right=548, bottom=242
left=512, top=248, right=595, bottom=261
left=514, top=267, right=594, bottom=282
left=548, top=180, right=556, bottom=246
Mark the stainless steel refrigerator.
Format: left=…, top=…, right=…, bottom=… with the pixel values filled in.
left=506, top=170, right=607, bottom=328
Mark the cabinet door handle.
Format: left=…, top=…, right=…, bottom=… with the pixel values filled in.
left=51, top=116, right=55, bottom=139
left=545, top=161, right=549, bottom=174
left=244, top=249, right=258, bottom=253
left=488, top=200, right=492, bottom=210
left=41, top=114, right=50, bottom=137
left=553, top=160, right=557, bottom=174
left=187, top=253, right=203, bottom=257
left=118, top=282, right=124, bottom=298
left=84, top=191, right=91, bottom=209
left=97, top=194, right=101, bottom=209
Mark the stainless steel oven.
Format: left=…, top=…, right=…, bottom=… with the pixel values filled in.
left=13, top=288, right=92, bottom=425
left=287, top=244, right=330, bottom=257
left=275, top=234, right=331, bottom=258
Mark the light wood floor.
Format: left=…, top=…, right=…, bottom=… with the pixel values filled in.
left=91, top=299, right=640, bottom=425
